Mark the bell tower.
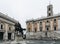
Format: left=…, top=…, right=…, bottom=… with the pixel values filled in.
left=47, top=4, right=53, bottom=17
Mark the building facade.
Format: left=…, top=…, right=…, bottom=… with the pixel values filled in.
left=26, top=4, right=60, bottom=39
left=0, top=12, right=18, bottom=40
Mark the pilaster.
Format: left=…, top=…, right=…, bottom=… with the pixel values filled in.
left=3, top=23, right=8, bottom=40
left=11, top=33, right=15, bottom=40
left=37, top=21, right=40, bottom=31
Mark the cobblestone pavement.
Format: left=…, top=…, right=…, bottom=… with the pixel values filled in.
left=0, top=40, right=60, bottom=44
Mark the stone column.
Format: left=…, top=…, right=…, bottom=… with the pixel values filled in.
left=43, top=21, right=45, bottom=31
left=11, top=33, right=15, bottom=40
left=50, top=20, right=53, bottom=31
left=3, top=32, right=8, bottom=40
left=37, top=21, right=40, bottom=31
left=3, top=23, right=8, bottom=40
left=32, top=22, right=34, bottom=32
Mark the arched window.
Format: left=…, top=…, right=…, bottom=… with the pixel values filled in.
left=9, top=27, right=11, bottom=31
left=47, top=27, right=49, bottom=31
left=0, top=24, right=3, bottom=29
left=54, top=19, right=56, bottom=23
left=49, top=13, right=51, bottom=16
left=54, top=19, right=56, bottom=21
left=47, top=20, right=50, bottom=23
left=49, top=8, right=50, bottom=11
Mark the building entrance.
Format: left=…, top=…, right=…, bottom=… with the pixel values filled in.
left=8, top=33, right=11, bottom=40
left=0, top=32, right=4, bottom=40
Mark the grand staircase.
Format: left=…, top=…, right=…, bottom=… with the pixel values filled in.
left=26, top=31, right=60, bottom=40
left=49, top=31, right=60, bottom=39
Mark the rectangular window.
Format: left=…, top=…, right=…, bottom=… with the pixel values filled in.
left=40, top=27, right=42, bottom=31
left=54, top=26, right=56, bottom=31
left=45, top=32, right=47, bottom=37
left=40, top=22, right=42, bottom=25
left=28, top=28, right=30, bottom=32
left=35, top=28, right=37, bottom=32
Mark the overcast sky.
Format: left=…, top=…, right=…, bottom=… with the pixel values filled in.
left=0, top=0, right=60, bottom=28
